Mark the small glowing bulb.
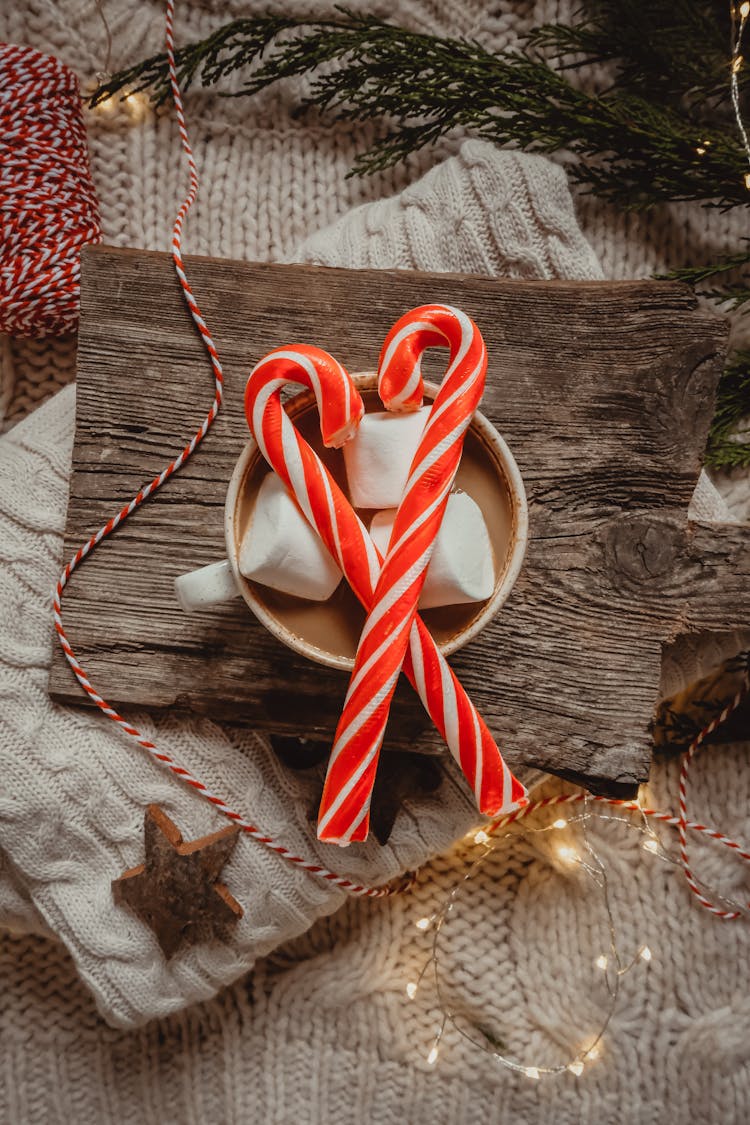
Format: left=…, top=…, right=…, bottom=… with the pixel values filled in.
left=524, top=1066, right=540, bottom=1080
left=553, top=818, right=568, bottom=830
left=733, top=54, right=744, bottom=74
left=427, top=1045, right=439, bottom=1066
left=595, top=954, right=608, bottom=971
left=744, top=171, right=750, bottom=189
left=557, top=844, right=578, bottom=863
left=643, top=838, right=659, bottom=854
left=696, top=146, right=706, bottom=156
left=94, top=96, right=116, bottom=116
left=124, top=91, right=149, bottom=121
left=568, top=1060, right=585, bottom=1077
left=415, top=916, right=431, bottom=931
left=640, top=945, right=652, bottom=962
left=586, top=1043, right=601, bottom=1061
left=474, top=829, right=490, bottom=845
left=741, top=2, right=749, bottom=18
left=406, top=982, right=418, bottom=999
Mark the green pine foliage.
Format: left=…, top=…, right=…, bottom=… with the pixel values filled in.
left=93, top=3, right=750, bottom=468
left=708, top=351, right=750, bottom=469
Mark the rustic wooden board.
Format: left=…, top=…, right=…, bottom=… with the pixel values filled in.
left=49, top=245, right=748, bottom=797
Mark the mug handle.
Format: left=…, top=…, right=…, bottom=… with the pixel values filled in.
left=174, top=559, right=241, bottom=612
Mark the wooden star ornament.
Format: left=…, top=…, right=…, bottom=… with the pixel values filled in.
left=112, top=804, right=243, bottom=959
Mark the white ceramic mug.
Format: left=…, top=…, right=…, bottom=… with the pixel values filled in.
left=175, top=375, right=528, bottom=670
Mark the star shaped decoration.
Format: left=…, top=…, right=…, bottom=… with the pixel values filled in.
left=112, top=804, right=243, bottom=959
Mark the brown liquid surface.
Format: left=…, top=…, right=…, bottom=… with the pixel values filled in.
left=235, top=385, right=515, bottom=662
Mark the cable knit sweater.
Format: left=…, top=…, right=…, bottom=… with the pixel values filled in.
left=1, top=1, right=749, bottom=1121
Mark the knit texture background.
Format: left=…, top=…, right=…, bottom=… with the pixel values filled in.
left=1, top=1, right=749, bottom=1121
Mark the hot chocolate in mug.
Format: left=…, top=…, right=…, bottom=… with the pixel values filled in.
left=175, top=375, right=528, bottom=670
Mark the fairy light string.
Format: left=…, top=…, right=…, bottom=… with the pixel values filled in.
left=732, top=1, right=750, bottom=188
left=92, top=0, right=113, bottom=83
left=407, top=668, right=750, bottom=1078
left=691, top=6, right=749, bottom=188
left=415, top=807, right=650, bottom=1079
left=409, top=795, right=749, bottom=1077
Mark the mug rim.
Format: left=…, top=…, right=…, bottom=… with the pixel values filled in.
left=225, top=374, right=528, bottom=670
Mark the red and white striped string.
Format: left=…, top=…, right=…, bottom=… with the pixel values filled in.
left=490, top=785, right=750, bottom=868
left=51, top=0, right=401, bottom=899
left=48, top=0, right=750, bottom=911
left=0, top=44, right=102, bottom=336
left=676, top=676, right=750, bottom=918
left=489, top=668, right=750, bottom=920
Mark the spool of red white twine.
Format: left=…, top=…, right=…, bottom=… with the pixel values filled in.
left=0, top=44, right=101, bottom=336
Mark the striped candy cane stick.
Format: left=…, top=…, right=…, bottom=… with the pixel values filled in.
left=244, top=346, right=526, bottom=839
left=318, top=304, right=526, bottom=845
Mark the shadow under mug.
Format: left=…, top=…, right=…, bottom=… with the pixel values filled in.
left=174, top=374, right=529, bottom=671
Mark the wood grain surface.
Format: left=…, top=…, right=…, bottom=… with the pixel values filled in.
left=48, top=245, right=746, bottom=797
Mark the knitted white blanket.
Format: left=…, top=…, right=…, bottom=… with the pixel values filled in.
left=1, top=1, right=748, bottom=1121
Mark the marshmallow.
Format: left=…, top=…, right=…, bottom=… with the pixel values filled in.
left=238, top=472, right=342, bottom=601
left=369, top=491, right=495, bottom=609
left=343, top=406, right=431, bottom=508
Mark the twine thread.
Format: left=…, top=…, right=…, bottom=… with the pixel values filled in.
left=0, top=44, right=101, bottom=336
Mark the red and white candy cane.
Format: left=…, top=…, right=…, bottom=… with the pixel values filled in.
left=244, top=345, right=526, bottom=842
left=318, top=304, right=524, bottom=845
